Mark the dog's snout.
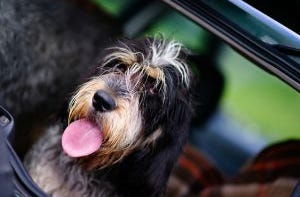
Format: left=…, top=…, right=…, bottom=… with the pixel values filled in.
left=92, top=90, right=116, bottom=112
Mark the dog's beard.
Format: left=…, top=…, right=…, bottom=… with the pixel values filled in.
left=64, top=76, right=144, bottom=170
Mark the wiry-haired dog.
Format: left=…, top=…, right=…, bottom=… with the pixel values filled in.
left=25, top=37, right=194, bottom=197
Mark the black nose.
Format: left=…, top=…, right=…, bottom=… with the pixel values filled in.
left=92, top=90, right=116, bottom=112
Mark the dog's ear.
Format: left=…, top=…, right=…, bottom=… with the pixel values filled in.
left=113, top=103, right=191, bottom=197
left=187, top=54, right=224, bottom=127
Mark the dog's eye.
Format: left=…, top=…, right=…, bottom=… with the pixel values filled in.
left=104, top=59, right=127, bottom=73
left=145, top=77, right=160, bottom=94
left=116, top=63, right=127, bottom=73
left=149, top=85, right=158, bottom=94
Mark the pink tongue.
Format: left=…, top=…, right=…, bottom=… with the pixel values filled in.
left=62, top=119, right=103, bottom=157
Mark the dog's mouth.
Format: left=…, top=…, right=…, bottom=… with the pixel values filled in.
left=61, top=119, right=103, bottom=158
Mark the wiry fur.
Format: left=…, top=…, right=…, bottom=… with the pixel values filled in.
left=25, top=37, right=194, bottom=197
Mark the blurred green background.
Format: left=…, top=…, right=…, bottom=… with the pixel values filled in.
left=93, top=0, right=300, bottom=142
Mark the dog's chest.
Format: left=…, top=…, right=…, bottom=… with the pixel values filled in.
left=25, top=127, right=80, bottom=196
left=25, top=125, right=117, bottom=197
left=29, top=158, right=71, bottom=196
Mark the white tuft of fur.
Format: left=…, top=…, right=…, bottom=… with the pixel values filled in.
left=149, top=38, right=190, bottom=88
left=102, top=38, right=190, bottom=97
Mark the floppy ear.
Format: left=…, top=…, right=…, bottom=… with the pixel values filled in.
left=112, top=103, right=192, bottom=197
left=188, top=54, right=224, bottom=127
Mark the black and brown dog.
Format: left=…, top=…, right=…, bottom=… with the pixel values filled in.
left=25, top=37, right=195, bottom=197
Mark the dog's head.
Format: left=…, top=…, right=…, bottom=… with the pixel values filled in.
left=61, top=37, right=194, bottom=170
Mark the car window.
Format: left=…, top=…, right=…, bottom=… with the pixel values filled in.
left=204, top=0, right=300, bottom=49
left=163, top=0, right=300, bottom=92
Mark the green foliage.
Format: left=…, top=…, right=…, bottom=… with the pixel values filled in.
left=91, top=0, right=125, bottom=16
left=143, top=12, right=207, bottom=53
left=221, top=46, right=300, bottom=141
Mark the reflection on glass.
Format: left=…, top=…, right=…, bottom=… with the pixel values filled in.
left=202, top=0, right=300, bottom=48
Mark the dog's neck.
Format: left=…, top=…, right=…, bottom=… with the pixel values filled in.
left=25, top=124, right=118, bottom=196
left=26, top=118, right=187, bottom=197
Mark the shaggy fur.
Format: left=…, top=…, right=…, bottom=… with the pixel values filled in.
left=25, top=38, right=194, bottom=197
left=0, top=0, right=120, bottom=156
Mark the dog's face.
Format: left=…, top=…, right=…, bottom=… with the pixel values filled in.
left=61, top=38, right=193, bottom=170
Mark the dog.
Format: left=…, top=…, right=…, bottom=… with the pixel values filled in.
left=25, top=37, right=195, bottom=197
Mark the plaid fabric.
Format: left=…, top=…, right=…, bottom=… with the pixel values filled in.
left=235, top=140, right=300, bottom=183
left=166, top=145, right=225, bottom=197
left=167, top=140, right=300, bottom=197
left=200, top=178, right=298, bottom=197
